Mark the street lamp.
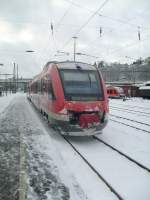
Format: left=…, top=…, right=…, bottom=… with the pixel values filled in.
left=76, top=52, right=100, bottom=59
left=25, top=50, right=35, bottom=53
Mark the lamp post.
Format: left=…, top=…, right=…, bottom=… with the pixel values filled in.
left=72, top=36, right=78, bottom=62
left=0, top=64, right=4, bottom=96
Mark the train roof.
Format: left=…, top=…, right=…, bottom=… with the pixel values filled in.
left=57, top=61, right=96, bottom=70
left=139, top=81, right=150, bottom=90
left=45, top=61, right=96, bottom=71
left=107, top=86, right=124, bottom=93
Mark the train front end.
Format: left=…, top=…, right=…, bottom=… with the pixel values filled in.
left=55, top=62, right=109, bottom=136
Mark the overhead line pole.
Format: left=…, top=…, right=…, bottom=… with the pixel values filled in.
left=73, top=36, right=78, bottom=62
left=13, top=62, right=16, bottom=93
left=17, top=64, right=19, bottom=91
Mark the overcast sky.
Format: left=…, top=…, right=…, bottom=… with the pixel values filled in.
left=0, top=0, right=150, bottom=78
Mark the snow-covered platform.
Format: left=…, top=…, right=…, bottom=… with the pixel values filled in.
left=0, top=94, right=150, bottom=200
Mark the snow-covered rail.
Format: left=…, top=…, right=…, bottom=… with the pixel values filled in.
left=110, top=114, right=150, bottom=127
left=110, top=115, right=150, bottom=134
left=111, top=103, right=150, bottom=112
left=109, top=118, right=150, bottom=134
left=110, top=106, right=150, bottom=117
left=61, top=134, right=150, bottom=200
left=62, top=135, right=123, bottom=200
left=93, top=136, right=150, bottom=173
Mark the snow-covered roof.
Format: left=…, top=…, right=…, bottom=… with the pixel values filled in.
left=139, top=81, right=150, bottom=89
left=144, top=81, right=150, bottom=85
left=57, top=61, right=96, bottom=70
left=139, top=86, right=150, bottom=90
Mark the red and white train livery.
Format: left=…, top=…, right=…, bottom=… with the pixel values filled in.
left=28, top=61, right=109, bottom=136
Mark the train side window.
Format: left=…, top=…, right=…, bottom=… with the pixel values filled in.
left=47, top=77, right=55, bottom=100
left=41, top=79, right=44, bottom=94
left=42, top=78, right=47, bottom=93
left=35, top=82, right=38, bottom=93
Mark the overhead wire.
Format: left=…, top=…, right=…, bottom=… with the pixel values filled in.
left=55, top=3, right=73, bottom=31
left=61, top=0, right=110, bottom=50
left=1, top=1, right=149, bottom=63
left=63, top=0, right=150, bottom=30
left=75, top=0, right=109, bottom=34
left=108, top=34, right=150, bottom=55
left=59, top=0, right=150, bottom=59
left=50, top=2, right=76, bottom=59
left=98, top=14, right=150, bottom=30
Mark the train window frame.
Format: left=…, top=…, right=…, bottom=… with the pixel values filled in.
left=47, top=76, right=56, bottom=100
left=59, top=68, right=104, bottom=101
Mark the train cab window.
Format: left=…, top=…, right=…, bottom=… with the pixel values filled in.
left=59, top=69, right=103, bottom=101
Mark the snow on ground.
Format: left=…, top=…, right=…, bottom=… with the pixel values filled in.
left=0, top=94, right=84, bottom=200
left=101, top=121, right=150, bottom=168
left=109, top=98, right=150, bottom=112
left=68, top=137, right=150, bottom=200
left=0, top=93, right=17, bottom=114
left=0, top=94, right=117, bottom=200
left=0, top=94, right=150, bottom=200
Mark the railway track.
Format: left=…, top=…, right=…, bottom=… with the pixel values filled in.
left=29, top=100, right=150, bottom=199
left=93, top=136, right=150, bottom=173
left=110, top=114, right=150, bottom=127
left=110, top=114, right=150, bottom=133
left=62, top=135, right=123, bottom=200
left=62, top=133, right=150, bottom=200
left=109, top=118, right=150, bottom=134
left=110, top=102, right=150, bottom=112
left=110, top=106, right=150, bottom=117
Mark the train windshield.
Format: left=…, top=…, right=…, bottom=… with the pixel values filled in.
left=59, top=69, right=103, bottom=101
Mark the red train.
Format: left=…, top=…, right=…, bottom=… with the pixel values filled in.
left=28, top=61, right=109, bottom=136
left=107, top=86, right=125, bottom=99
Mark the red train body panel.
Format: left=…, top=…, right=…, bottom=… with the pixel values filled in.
left=28, top=61, right=109, bottom=136
left=107, top=86, right=125, bottom=99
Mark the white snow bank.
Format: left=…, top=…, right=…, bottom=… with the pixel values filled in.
left=0, top=93, right=17, bottom=114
